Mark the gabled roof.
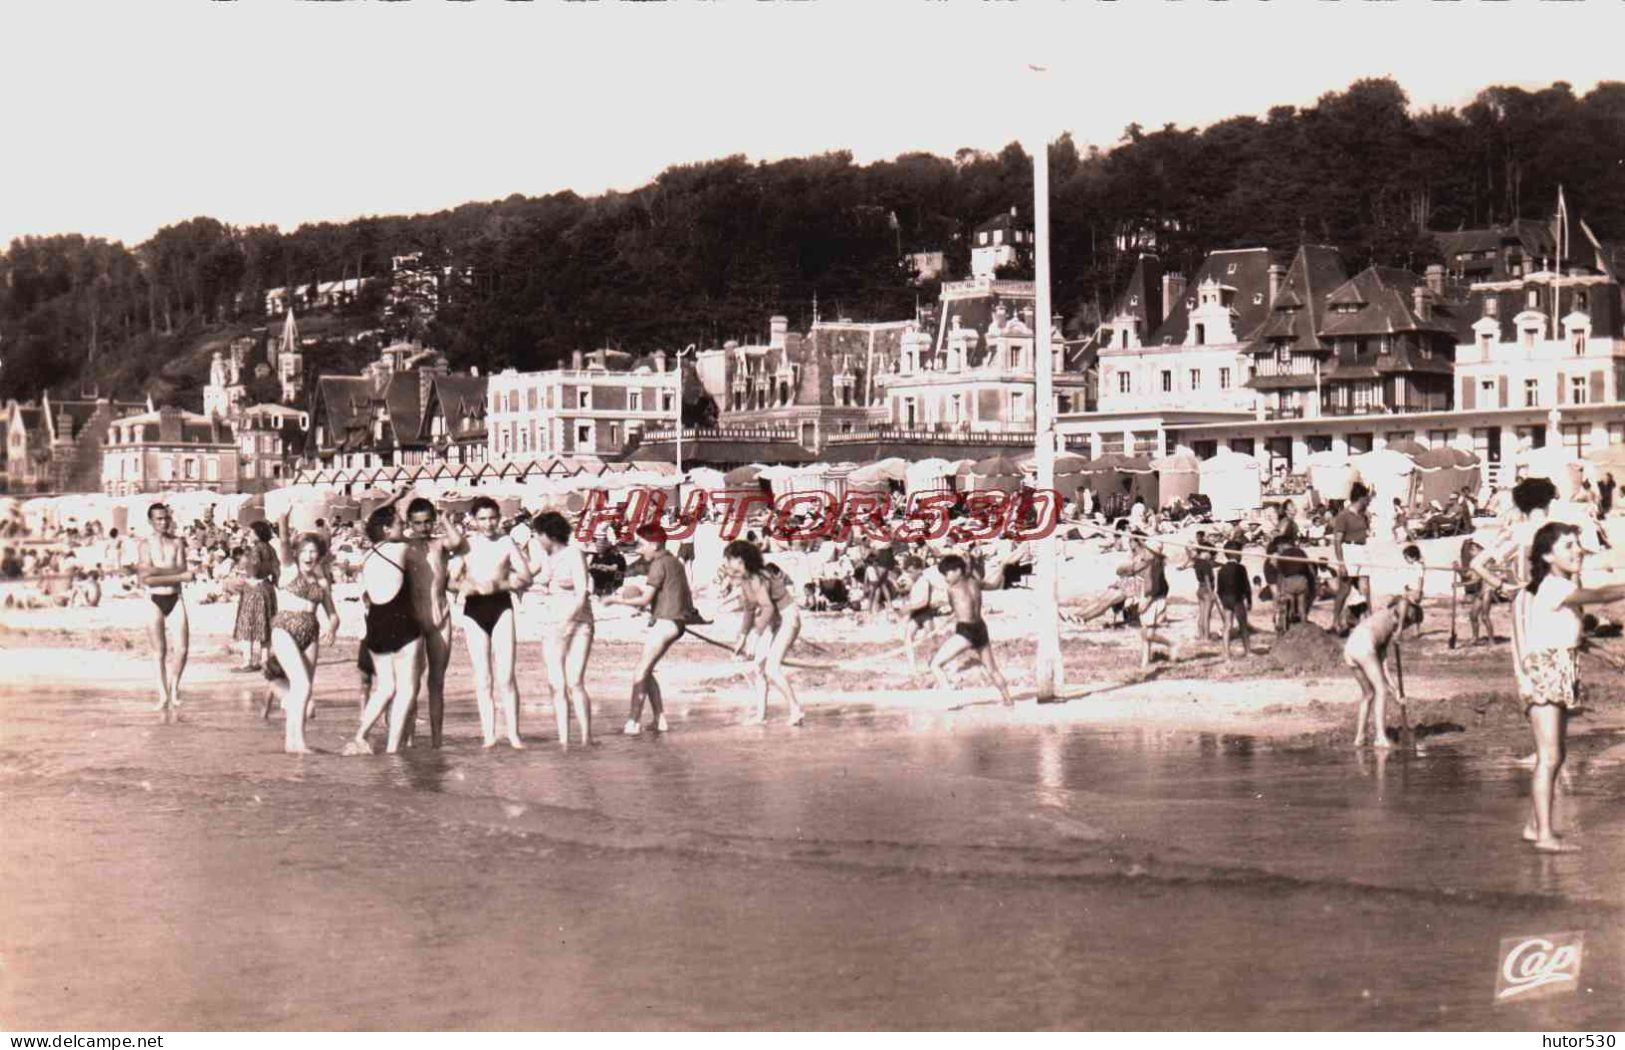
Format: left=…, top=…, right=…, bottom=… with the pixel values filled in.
left=1246, top=245, right=1348, bottom=352
left=1308, top=266, right=1471, bottom=352
left=422, top=373, right=488, bottom=441
left=1149, top=248, right=1275, bottom=346
left=1102, top=254, right=1163, bottom=341
left=974, top=211, right=1026, bottom=235
left=312, top=376, right=378, bottom=453
left=1435, top=219, right=1556, bottom=262
left=934, top=288, right=1036, bottom=366
left=15, top=406, right=45, bottom=438
left=382, top=373, right=424, bottom=449
left=46, top=398, right=142, bottom=443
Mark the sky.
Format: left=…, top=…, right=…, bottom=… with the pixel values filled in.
left=2, top=0, right=1620, bottom=248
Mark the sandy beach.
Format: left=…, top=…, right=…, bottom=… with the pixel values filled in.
left=5, top=524, right=1625, bottom=1030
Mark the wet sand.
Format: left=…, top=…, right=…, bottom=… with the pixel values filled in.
left=4, top=590, right=1625, bottom=1031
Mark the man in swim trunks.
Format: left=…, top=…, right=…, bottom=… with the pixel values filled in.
left=348, top=505, right=425, bottom=754
left=398, top=495, right=467, bottom=748
left=454, top=496, right=533, bottom=749
left=929, top=552, right=1016, bottom=706
left=136, top=503, right=194, bottom=712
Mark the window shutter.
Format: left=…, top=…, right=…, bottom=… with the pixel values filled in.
left=1591, top=371, right=1606, bottom=403
left=1557, top=373, right=1567, bottom=404
left=1498, top=376, right=1508, bottom=408
left=1461, top=378, right=1475, bottom=411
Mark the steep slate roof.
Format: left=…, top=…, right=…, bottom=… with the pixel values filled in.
left=312, top=376, right=377, bottom=454
left=1094, top=254, right=1164, bottom=347
left=1464, top=278, right=1625, bottom=341
left=382, top=372, right=425, bottom=449
left=1245, top=245, right=1348, bottom=352
left=16, top=406, right=45, bottom=439
left=1435, top=219, right=1556, bottom=266
left=974, top=211, right=1025, bottom=236
left=46, top=399, right=143, bottom=443
left=1318, top=267, right=1459, bottom=340
left=1149, top=248, right=1275, bottom=346
left=422, top=373, right=489, bottom=441
left=933, top=288, right=1035, bottom=365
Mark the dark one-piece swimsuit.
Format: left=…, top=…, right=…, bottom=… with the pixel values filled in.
left=464, top=591, right=514, bottom=636
left=364, top=550, right=422, bottom=654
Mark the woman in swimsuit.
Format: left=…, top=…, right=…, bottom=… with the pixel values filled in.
left=347, top=505, right=425, bottom=755
left=533, top=511, right=596, bottom=748
left=264, top=510, right=338, bottom=754
left=453, top=496, right=532, bottom=749
left=724, top=541, right=805, bottom=727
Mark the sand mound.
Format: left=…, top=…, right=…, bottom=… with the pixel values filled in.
left=1264, top=622, right=1346, bottom=675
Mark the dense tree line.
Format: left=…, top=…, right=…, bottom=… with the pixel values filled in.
left=4, top=78, right=1623, bottom=407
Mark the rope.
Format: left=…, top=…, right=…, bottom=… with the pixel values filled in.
left=1057, top=516, right=1466, bottom=576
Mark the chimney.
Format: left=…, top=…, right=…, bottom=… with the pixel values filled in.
left=1268, top=262, right=1286, bottom=305
left=653, top=349, right=667, bottom=373
left=1425, top=264, right=1445, bottom=296
left=1161, top=274, right=1186, bottom=321
left=1484, top=296, right=1499, bottom=319
left=769, top=316, right=788, bottom=349
left=1412, top=285, right=1432, bottom=322
left=158, top=405, right=183, bottom=444
left=470, top=365, right=479, bottom=378
left=570, top=349, right=584, bottom=371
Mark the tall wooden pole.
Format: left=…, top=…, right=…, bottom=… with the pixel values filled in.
left=1031, top=127, right=1063, bottom=702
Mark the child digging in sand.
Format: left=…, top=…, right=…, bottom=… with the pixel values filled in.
left=1344, top=591, right=1416, bottom=749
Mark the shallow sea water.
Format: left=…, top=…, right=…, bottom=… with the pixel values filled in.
left=3, top=656, right=1623, bottom=1031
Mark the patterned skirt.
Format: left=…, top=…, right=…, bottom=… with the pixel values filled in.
left=1520, top=648, right=1581, bottom=711
left=233, top=581, right=275, bottom=644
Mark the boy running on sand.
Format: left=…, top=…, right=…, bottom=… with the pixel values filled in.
left=929, top=552, right=1016, bottom=705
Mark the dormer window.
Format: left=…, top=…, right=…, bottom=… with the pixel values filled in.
left=1253, top=293, right=1264, bottom=305
left=1129, top=295, right=1139, bottom=306
left=1226, top=263, right=1237, bottom=275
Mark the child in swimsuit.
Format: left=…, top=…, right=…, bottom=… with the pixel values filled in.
left=1214, top=541, right=1251, bottom=660
left=929, top=552, right=1015, bottom=706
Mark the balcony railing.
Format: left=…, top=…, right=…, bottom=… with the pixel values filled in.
left=1263, top=406, right=1306, bottom=420
left=639, top=427, right=802, bottom=443
left=824, top=428, right=1038, bottom=446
